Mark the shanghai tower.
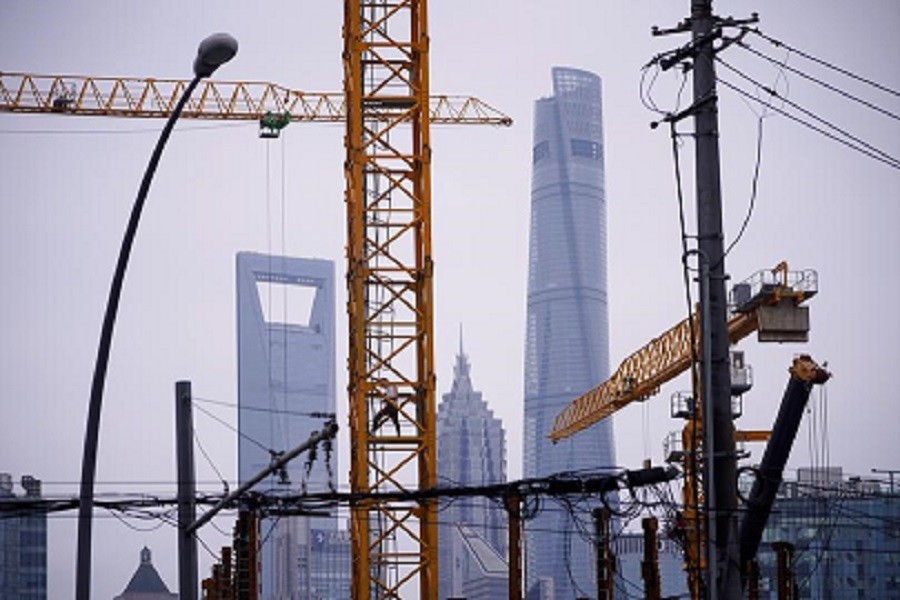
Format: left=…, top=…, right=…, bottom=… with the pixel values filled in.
left=523, top=67, right=616, bottom=598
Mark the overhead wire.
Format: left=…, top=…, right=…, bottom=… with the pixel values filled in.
left=716, top=77, right=900, bottom=170
left=193, top=401, right=271, bottom=454
left=716, top=57, right=900, bottom=169
left=722, top=112, right=763, bottom=262
left=280, top=130, right=290, bottom=461
left=735, top=39, right=900, bottom=122
left=745, top=27, right=900, bottom=98
left=193, top=427, right=230, bottom=495
left=193, top=395, right=334, bottom=418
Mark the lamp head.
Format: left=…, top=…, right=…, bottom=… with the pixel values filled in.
left=193, top=33, right=238, bottom=78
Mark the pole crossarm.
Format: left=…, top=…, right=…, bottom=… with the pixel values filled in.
left=0, top=72, right=511, bottom=125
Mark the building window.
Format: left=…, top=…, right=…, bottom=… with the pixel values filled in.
left=570, top=138, right=600, bottom=160
left=533, top=141, right=550, bottom=164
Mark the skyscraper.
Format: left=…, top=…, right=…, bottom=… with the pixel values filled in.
left=236, top=252, right=337, bottom=599
left=437, top=334, right=507, bottom=600
left=523, top=67, right=616, bottom=598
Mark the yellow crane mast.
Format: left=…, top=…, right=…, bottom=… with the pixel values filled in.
left=343, top=2, right=437, bottom=597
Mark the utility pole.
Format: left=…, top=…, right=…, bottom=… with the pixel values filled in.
left=176, top=380, right=198, bottom=600
left=234, top=510, right=259, bottom=600
left=506, top=491, right=522, bottom=600
left=641, top=517, right=661, bottom=600
left=594, top=507, right=614, bottom=600
left=745, top=559, right=760, bottom=600
left=689, top=1, right=741, bottom=596
left=773, top=541, right=796, bottom=600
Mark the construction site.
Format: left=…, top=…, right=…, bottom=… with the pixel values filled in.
left=1, top=1, right=898, bottom=599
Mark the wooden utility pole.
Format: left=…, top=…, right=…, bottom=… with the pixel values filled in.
left=234, top=511, right=259, bottom=600
left=745, top=559, right=760, bottom=600
left=506, top=492, right=523, bottom=600
left=594, top=508, right=614, bottom=600
left=773, top=542, right=796, bottom=600
left=641, top=517, right=661, bottom=600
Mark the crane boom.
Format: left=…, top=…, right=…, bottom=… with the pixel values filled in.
left=550, top=263, right=817, bottom=443
left=0, top=72, right=512, bottom=125
left=549, top=310, right=758, bottom=442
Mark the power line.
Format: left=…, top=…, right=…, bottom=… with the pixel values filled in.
left=735, top=40, right=900, bottom=122
left=723, top=114, right=764, bottom=261
left=716, top=77, right=900, bottom=170
left=717, top=57, right=900, bottom=168
left=745, top=27, right=900, bottom=98
left=194, top=427, right=229, bottom=494
left=193, top=395, right=334, bottom=419
left=192, top=401, right=270, bottom=454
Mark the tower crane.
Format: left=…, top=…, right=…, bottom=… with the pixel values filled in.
left=0, top=72, right=510, bottom=127
left=3, top=3, right=510, bottom=597
left=550, top=261, right=817, bottom=598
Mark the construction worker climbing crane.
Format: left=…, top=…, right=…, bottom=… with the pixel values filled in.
left=371, top=377, right=400, bottom=436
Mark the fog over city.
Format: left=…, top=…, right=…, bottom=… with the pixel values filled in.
left=1, top=1, right=898, bottom=596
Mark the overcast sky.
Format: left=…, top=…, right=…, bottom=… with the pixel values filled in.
left=2, top=1, right=898, bottom=597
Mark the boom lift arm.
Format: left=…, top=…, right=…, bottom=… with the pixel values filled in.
left=738, top=355, right=831, bottom=570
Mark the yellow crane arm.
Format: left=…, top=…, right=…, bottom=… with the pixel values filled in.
left=549, top=310, right=759, bottom=443
left=550, top=262, right=817, bottom=443
left=0, top=72, right=512, bottom=125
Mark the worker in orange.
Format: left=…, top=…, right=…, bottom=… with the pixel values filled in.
left=371, top=377, right=400, bottom=436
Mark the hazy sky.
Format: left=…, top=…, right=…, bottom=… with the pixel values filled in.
left=2, top=1, right=898, bottom=597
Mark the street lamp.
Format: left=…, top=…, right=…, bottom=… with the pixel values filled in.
left=75, top=33, right=238, bottom=600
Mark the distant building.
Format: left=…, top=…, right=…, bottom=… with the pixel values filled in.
left=523, top=66, right=616, bottom=598
left=113, top=547, right=177, bottom=600
left=236, top=253, right=338, bottom=599
left=456, top=524, right=508, bottom=599
left=613, top=531, right=687, bottom=598
left=437, top=333, right=507, bottom=600
left=0, top=473, right=46, bottom=600
left=754, top=467, right=900, bottom=599
left=298, top=528, right=351, bottom=599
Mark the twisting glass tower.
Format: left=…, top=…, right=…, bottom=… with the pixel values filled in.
left=522, top=67, right=616, bottom=598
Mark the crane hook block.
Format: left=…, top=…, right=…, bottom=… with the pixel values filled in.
left=259, top=110, right=291, bottom=139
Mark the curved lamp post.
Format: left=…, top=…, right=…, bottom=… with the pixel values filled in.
left=75, top=33, right=238, bottom=600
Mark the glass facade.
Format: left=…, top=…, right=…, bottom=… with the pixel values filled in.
left=523, top=67, right=616, bottom=598
left=754, top=470, right=900, bottom=599
left=437, top=340, right=507, bottom=599
left=0, top=474, right=46, bottom=600
left=298, top=529, right=351, bottom=599
left=236, top=253, right=337, bottom=599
